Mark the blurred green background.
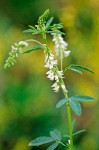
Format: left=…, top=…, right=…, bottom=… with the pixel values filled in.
left=0, top=0, right=99, bottom=149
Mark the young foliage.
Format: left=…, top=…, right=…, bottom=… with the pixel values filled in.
left=46, top=17, right=54, bottom=28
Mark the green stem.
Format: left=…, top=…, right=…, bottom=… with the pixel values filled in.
left=43, top=35, right=73, bottom=150
left=59, top=42, right=73, bottom=149
left=63, top=90, right=73, bottom=150
left=56, top=140, right=67, bottom=147
left=66, top=102, right=74, bottom=150
left=26, top=39, right=45, bottom=48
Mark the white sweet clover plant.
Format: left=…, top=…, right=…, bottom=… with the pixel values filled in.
left=4, top=9, right=95, bottom=150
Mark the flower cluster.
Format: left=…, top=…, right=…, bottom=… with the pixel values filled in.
left=4, top=41, right=28, bottom=69
left=38, top=9, right=49, bottom=30
left=44, top=51, right=67, bottom=92
left=52, top=33, right=71, bottom=59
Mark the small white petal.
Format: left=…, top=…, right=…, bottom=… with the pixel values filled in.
left=19, top=41, right=28, bottom=47
left=68, top=140, right=70, bottom=144
left=64, top=51, right=71, bottom=57
left=52, top=82, right=60, bottom=92
left=55, top=76, right=59, bottom=81
left=61, top=84, right=68, bottom=92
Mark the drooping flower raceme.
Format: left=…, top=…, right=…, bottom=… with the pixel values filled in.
left=44, top=50, right=67, bottom=93
left=52, top=33, right=71, bottom=59
left=4, top=41, right=28, bottom=69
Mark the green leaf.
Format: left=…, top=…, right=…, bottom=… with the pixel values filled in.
left=47, top=24, right=63, bottom=30
left=73, top=129, right=86, bottom=136
left=23, top=29, right=37, bottom=33
left=69, top=64, right=94, bottom=74
left=28, top=25, right=36, bottom=30
left=46, top=31, right=65, bottom=35
left=54, top=23, right=63, bottom=28
left=72, top=95, right=95, bottom=102
left=23, top=45, right=43, bottom=54
left=29, top=136, right=54, bottom=146
left=32, top=31, right=41, bottom=34
left=23, top=29, right=41, bottom=35
left=56, top=98, right=69, bottom=108
left=47, top=142, right=59, bottom=150
left=50, top=129, right=62, bottom=141
left=68, top=68, right=82, bottom=74
left=69, top=97, right=81, bottom=116
left=46, top=17, right=54, bottom=28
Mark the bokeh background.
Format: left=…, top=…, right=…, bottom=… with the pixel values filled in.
left=0, top=0, right=99, bottom=149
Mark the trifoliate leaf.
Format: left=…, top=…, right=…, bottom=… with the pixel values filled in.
left=23, top=45, right=43, bottom=54
left=50, top=129, right=62, bottom=141
left=56, top=98, right=69, bottom=108
left=46, top=17, right=54, bottom=28
left=69, top=97, right=81, bottom=116
left=47, top=142, right=59, bottom=150
left=72, top=95, right=95, bottom=102
left=29, top=136, right=54, bottom=146
left=73, top=129, right=86, bottom=136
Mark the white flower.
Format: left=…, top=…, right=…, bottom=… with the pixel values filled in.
left=64, top=50, right=71, bottom=57
left=19, top=41, right=29, bottom=47
left=4, top=41, right=29, bottom=69
left=52, top=33, right=71, bottom=58
left=46, top=70, right=55, bottom=80
left=61, top=84, right=68, bottom=92
left=52, top=82, right=60, bottom=92
left=55, top=75, right=59, bottom=81
left=45, top=60, right=57, bottom=69
left=44, top=51, right=67, bottom=93
left=44, top=53, right=57, bottom=69
left=57, top=70, right=63, bottom=78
